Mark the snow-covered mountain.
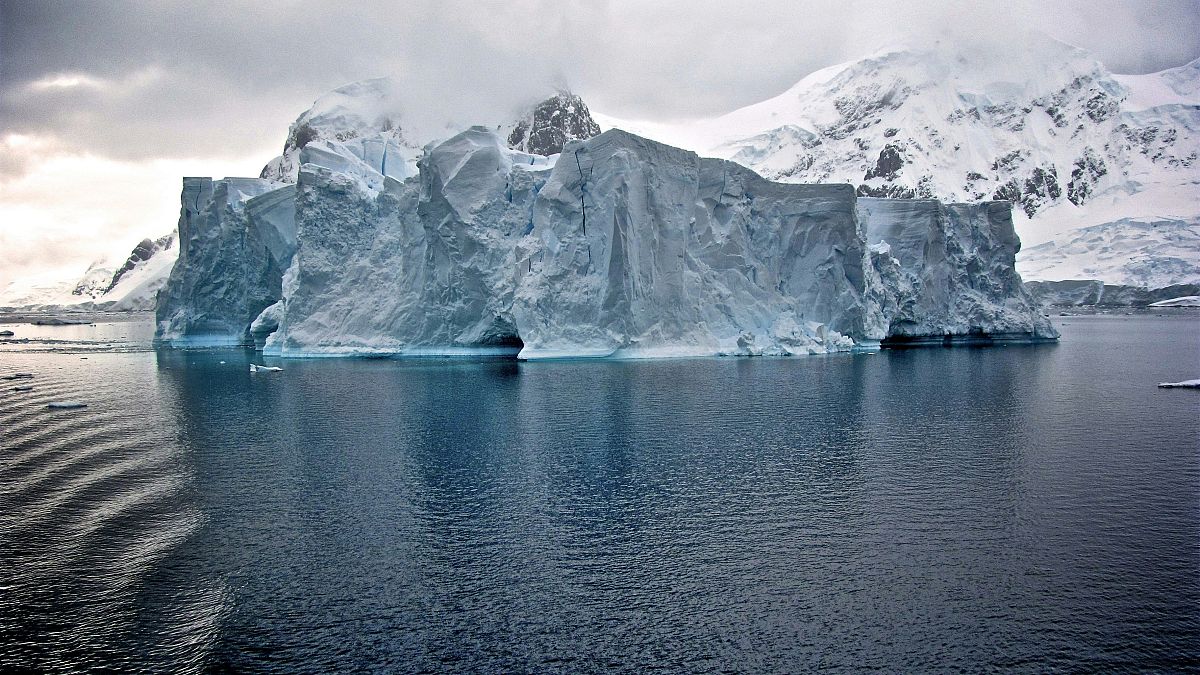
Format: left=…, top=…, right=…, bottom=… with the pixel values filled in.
left=12, top=37, right=1197, bottom=319
left=594, top=35, right=1200, bottom=286
left=0, top=233, right=177, bottom=311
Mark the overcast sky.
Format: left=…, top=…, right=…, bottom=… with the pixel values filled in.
left=2, top=0, right=1198, bottom=290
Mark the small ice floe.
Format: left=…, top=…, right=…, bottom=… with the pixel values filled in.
left=2, top=373, right=33, bottom=381
left=47, top=402, right=87, bottom=409
left=0, top=330, right=14, bottom=337
left=1157, top=379, right=1200, bottom=389
left=1148, top=296, right=1200, bottom=308
left=13, top=386, right=32, bottom=392
left=250, top=364, right=283, bottom=373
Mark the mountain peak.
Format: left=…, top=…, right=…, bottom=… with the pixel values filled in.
left=506, top=91, right=601, bottom=156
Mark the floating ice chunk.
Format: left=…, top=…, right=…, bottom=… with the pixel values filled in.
left=1149, top=296, right=1200, bottom=308
left=2, top=373, right=33, bottom=380
left=13, top=386, right=32, bottom=392
left=250, top=364, right=283, bottom=372
left=0, top=330, right=13, bottom=336
left=47, top=402, right=87, bottom=409
left=1157, top=379, right=1200, bottom=388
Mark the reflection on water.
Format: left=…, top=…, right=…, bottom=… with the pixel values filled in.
left=1, top=315, right=1198, bottom=672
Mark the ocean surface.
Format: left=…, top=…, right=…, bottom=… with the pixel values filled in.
left=1, top=313, right=1197, bottom=673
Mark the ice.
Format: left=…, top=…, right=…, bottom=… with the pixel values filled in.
left=514, top=130, right=882, bottom=358
left=250, top=364, right=283, bottom=372
left=156, top=84, right=1058, bottom=358
left=1157, top=379, right=1200, bottom=388
left=47, top=402, right=87, bottom=409
left=859, top=198, right=1058, bottom=340
left=155, top=178, right=296, bottom=346
left=1148, top=295, right=1200, bottom=307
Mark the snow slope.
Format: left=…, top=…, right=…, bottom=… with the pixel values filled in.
left=1149, top=296, right=1200, bottom=307
left=0, top=233, right=177, bottom=311
left=595, top=36, right=1200, bottom=286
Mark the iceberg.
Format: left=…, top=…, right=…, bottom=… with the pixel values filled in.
left=859, top=198, right=1057, bottom=344
left=1158, top=379, right=1200, bottom=388
left=513, top=131, right=881, bottom=358
left=155, top=90, right=1057, bottom=357
left=1148, top=295, right=1200, bottom=307
left=155, top=177, right=296, bottom=346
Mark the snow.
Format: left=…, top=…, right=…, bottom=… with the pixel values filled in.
left=0, top=234, right=177, bottom=311
left=1114, top=59, right=1200, bottom=111
left=1018, top=217, right=1200, bottom=287
left=1149, top=295, right=1200, bottom=307
left=1157, top=379, right=1200, bottom=388
left=596, top=35, right=1200, bottom=290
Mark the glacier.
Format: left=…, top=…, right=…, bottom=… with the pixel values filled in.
left=155, top=115, right=1057, bottom=357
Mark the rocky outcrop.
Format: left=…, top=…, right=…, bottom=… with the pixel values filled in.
left=506, top=92, right=601, bottom=156
left=106, top=233, right=175, bottom=293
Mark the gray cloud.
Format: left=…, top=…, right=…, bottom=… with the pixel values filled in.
left=2, top=0, right=1198, bottom=166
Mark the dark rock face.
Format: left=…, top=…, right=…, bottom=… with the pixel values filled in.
left=507, top=93, right=601, bottom=156
left=1067, top=148, right=1108, bottom=205
left=857, top=183, right=915, bottom=198
left=864, top=144, right=905, bottom=181
left=991, top=165, right=1062, bottom=217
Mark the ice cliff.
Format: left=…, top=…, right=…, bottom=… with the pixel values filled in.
left=155, top=117, right=1056, bottom=356
left=155, top=177, right=296, bottom=345
left=859, top=198, right=1053, bottom=343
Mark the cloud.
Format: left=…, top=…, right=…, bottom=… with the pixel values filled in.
left=0, top=0, right=1197, bottom=288
left=0, top=145, right=268, bottom=290
left=3, top=0, right=1197, bottom=163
